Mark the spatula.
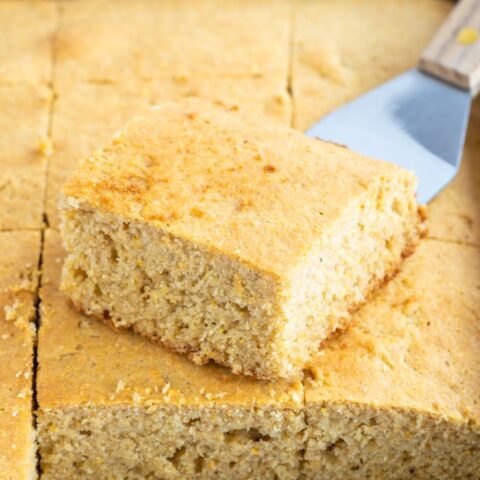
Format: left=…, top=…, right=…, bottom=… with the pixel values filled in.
left=307, top=0, right=480, bottom=203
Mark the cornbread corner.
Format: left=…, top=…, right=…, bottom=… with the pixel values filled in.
left=37, top=229, right=305, bottom=479
left=303, top=239, right=480, bottom=479
left=59, top=98, right=424, bottom=379
left=0, top=231, right=41, bottom=480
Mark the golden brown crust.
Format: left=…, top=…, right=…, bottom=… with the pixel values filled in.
left=61, top=98, right=417, bottom=280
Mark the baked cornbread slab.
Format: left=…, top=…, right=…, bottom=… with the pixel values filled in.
left=59, top=99, right=423, bottom=379
left=0, top=84, right=52, bottom=230
left=0, top=231, right=41, bottom=480
left=46, top=79, right=291, bottom=228
left=55, top=0, right=290, bottom=87
left=303, top=240, right=480, bottom=479
left=37, top=230, right=305, bottom=479
left=0, top=0, right=56, bottom=85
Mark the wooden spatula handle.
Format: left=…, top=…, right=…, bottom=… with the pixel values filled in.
left=419, top=0, right=480, bottom=95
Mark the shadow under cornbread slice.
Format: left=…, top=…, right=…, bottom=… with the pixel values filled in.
left=303, top=240, right=480, bottom=479
left=37, top=230, right=305, bottom=480
left=59, top=99, right=423, bottom=379
left=0, top=231, right=41, bottom=480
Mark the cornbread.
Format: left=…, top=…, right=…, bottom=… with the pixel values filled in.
left=303, top=239, right=480, bottom=479
left=46, top=79, right=291, bottom=227
left=37, top=230, right=305, bottom=480
left=55, top=0, right=290, bottom=87
left=0, top=231, right=41, bottom=480
left=0, top=0, right=56, bottom=85
left=292, top=0, right=451, bottom=130
left=0, top=84, right=52, bottom=229
left=59, top=99, right=423, bottom=379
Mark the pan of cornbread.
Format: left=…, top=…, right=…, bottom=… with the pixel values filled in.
left=1, top=1, right=479, bottom=479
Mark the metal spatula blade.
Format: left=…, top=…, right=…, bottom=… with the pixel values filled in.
left=307, top=69, right=471, bottom=203
left=306, top=0, right=479, bottom=204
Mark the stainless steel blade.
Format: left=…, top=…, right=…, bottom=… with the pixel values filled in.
left=307, top=69, right=471, bottom=203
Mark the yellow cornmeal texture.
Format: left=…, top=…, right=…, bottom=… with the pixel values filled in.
left=303, top=240, right=480, bottom=479
left=0, top=0, right=56, bottom=85
left=46, top=79, right=291, bottom=228
left=59, top=99, right=423, bottom=379
left=292, top=0, right=479, bottom=248
left=54, top=0, right=290, bottom=88
left=0, top=231, right=41, bottom=480
left=37, top=230, right=305, bottom=480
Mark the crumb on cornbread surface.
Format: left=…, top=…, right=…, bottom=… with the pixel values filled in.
left=37, top=230, right=305, bottom=480
left=0, top=231, right=41, bottom=480
left=59, top=98, right=423, bottom=379
left=303, top=239, right=480, bottom=479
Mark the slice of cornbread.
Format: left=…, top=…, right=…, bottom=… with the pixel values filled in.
left=55, top=0, right=290, bottom=87
left=304, top=239, right=480, bottom=479
left=37, top=230, right=305, bottom=479
left=0, top=231, right=41, bottom=480
left=0, top=84, right=52, bottom=229
left=0, top=0, right=56, bottom=85
left=59, top=99, right=423, bottom=379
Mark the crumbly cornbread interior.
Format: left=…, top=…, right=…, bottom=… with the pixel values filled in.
left=59, top=99, right=422, bottom=379
left=1, top=0, right=479, bottom=479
